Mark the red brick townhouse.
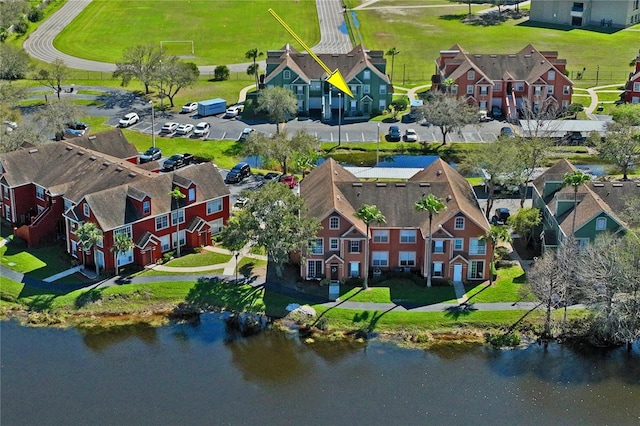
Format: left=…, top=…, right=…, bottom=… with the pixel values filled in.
left=623, top=50, right=640, bottom=104
left=432, top=44, right=573, bottom=121
left=0, top=133, right=229, bottom=273
left=299, top=158, right=492, bottom=283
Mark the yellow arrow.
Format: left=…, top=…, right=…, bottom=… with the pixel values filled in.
left=268, top=8, right=354, bottom=98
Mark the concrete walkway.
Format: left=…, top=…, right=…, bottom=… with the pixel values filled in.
left=148, top=243, right=267, bottom=274
left=584, top=84, right=624, bottom=116
left=43, top=265, right=83, bottom=282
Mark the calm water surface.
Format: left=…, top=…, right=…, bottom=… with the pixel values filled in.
left=2, top=316, right=639, bottom=426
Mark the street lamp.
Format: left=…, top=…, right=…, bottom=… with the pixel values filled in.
left=338, top=92, right=342, bottom=147
left=376, top=122, right=380, bottom=165
left=149, top=100, right=156, bottom=148
left=159, top=60, right=164, bottom=109
left=235, top=252, right=240, bottom=284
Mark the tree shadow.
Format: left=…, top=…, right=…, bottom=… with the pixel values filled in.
left=312, top=287, right=369, bottom=327
left=444, top=303, right=478, bottom=320
left=185, top=277, right=265, bottom=313
left=439, top=13, right=467, bottom=21
left=352, top=305, right=398, bottom=334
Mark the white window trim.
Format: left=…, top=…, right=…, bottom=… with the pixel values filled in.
left=309, top=238, right=324, bottom=255
left=143, top=200, right=151, bottom=215
left=156, top=214, right=169, bottom=231
left=35, top=185, right=45, bottom=201
left=329, top=238, right=339, bottom=250
left=373, top=230, right=389, bottom=243
left=454, top=238, right=464, bottom=251
left=283, top=70, right=291, bottom=80
left=372, top=251, right=389, bottom=267
left=595, top=217, right=606, bottom=231
left=83, top=203, right=90, bottom=217
left=399, top=251, right=416, bottom=266
left=171, top=209, right=185, bottom=226
left=329, top=217, right=340, bottom=230
left=207, top=198, right=223, bottom=215
left=455, top=217, right=465, bottom=230
left=350, top=240, right=361, bottom=253
left=400, top=230, right=417, bottom=243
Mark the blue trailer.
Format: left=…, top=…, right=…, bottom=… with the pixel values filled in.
left=197, top=98, right=226, bottom=117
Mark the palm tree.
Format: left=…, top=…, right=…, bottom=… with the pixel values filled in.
left=385, top=47, right=400, bottom=84
left=111, top=233, right=135, bottom=276
left=354, top=204, right=386, bottom=290
left=245, top=48, right=264, bottom=91
left=415, top=194, right=446, bottom=287
left=480, top=225, right=512, bottom=286
left=563, top=171, right=591, bottom=234
left=75, top=222, right=103, bottom=278
left=169, top=187, right=186, bottom=257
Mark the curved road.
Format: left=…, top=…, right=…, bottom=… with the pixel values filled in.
left=24, top=0, right=352, bottom=72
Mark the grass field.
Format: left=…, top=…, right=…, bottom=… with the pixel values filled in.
left=344, top=0, right=639, bottom=87
left=54, top=0, right=320, bottom=66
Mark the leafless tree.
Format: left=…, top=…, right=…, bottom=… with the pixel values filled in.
left=525, top=251, right=567, bottom=338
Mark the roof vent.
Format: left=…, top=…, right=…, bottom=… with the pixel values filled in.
left=489, top=55, right=497, bottom=58
left=612, top=183, right=623, bottom=187
left=115, top=167, right=123, bottom=172
left=77, top=151, right=85, bottom=156
left=593, top=182, right=605, bottom=187
left=352, top=182, right=363, bottom=187
left=128, top=172, right=137, bottom=178
left=88, top=136, right=96, bottom=140
left=395, top=183, right=406, bottom=187
left=89, top=156, right=96, bottom=161
left=437, top=170, right=442, bottom=176
left=28, top=149, right=38, bottom=154
left=446, top=195, right=452, bottom=201
left=376, top=183, right=387, bottom=187
left=65, top=146, right=73, bottom=151
left=102, top=161, right=110, bottom=167
left=419, top=182, right=431, bottom=187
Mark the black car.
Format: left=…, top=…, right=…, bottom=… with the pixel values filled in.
left=225, top=162, right=251, bottom=184
left=387, top=125, right=401, bottom=142
left=500, top=126, right=515, bottom=138
left=139, top=147, right=162, bottom=163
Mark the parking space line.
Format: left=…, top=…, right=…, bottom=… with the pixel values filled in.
left=345, top=133, right=349, bottom=142
left=330, top=133, right=334, bottom=142
left=361, top=132, right=365, bottom=142
left=221, top=131, right=227, bottom=139
left=478, top=132, right=484, bottom=142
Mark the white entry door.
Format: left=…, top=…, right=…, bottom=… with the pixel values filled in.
left=453, top=264, right=463, bottom=282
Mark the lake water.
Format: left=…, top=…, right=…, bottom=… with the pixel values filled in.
left=2, top=318, right=639, bottom=425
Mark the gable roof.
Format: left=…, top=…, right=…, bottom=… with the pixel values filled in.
left=265, top=45, right=390, bottom=85
left=70, top=129, right=139, bottom=159
left=0, top=140, right=155, bottom=202
left=440, top=44, right=571, bottom=86
left=532, top=158, right=577, bottom=196
left=300, top=158, right=489, bottom=236
left=77, top=163, right=228, bottom=231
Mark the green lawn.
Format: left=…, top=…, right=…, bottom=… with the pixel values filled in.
left=54, top=0, right=320, bottom=66
left=0, top=238, right=79, bottom=281
left=464, top=265, right=530, bottom=303
left=344, top=0, right=639, bottom=86
left=339, top=278, right=458, bottom=305
left=164, top=251, right=233, bottom=268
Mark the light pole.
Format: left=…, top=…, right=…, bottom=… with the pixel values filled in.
left=338, top=92, right=342, bottom=147
left=149, top=100, right=156, bottom=148
left=235, top=252, right=240, bottom=284
left=376, top=123, right=380, bottom=165
left=159, top=60, right=164, bottom=110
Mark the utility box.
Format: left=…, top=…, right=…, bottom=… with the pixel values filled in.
left=197, top=98, right=226, bottom=117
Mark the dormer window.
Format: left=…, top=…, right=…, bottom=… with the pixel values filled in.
left=283, top=70, right=291, bottom=80
left=467, top=70, right=475, bottom=80
left=83, top=203, right=90, bottom=217
left=36, top=186, right=45, bottom=200
left=364, top=70, right=371, bottom=80
left=143, top=200, right=150, bottom=215
left=596, top=217, right=606, bottom=230
left=188, top=188, right=195, bottom=202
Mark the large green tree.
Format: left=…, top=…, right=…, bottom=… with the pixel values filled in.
left=113, top=44, right=164, bottom=94
left=243, top=130, right=320, bottom=174
left=222, top=182, right=320, bottom=278
left=598, top=121, right=640, bottom=181
left=506, top=207, right=541, bottom=247
left=256, top=86, right=298, bottom=134
left=416, top=93, right=478, bottom=146
left=0, top=44, right=30, bottom=80
left=155, top=58, right=199, bottom=107
left=75, top=222, right=103, bottom=278
left=414, top=194, right=446, bottom=287
left=481, top=225, right=512, bottom=286
left=461, top=137, right=519, bottom=220
left=354, top=204, right=386, bottom=290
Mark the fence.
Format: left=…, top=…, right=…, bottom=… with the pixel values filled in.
left=61, top=70, right=255, bottom=82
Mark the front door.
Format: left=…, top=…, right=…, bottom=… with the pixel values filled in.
left=330, top=264, right=339, bottom=280
left=453, top=264, right=463, bottom=282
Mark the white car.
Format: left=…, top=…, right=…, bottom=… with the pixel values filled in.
left=193, top=122, right=210, bottom=137
left=238, top=127, right=254, bottom=142
left=181, top=102, right=198, bottom=113
left=176, top=123, right=194, bottom=135
left=160, top=122, right=179, bottom=134
left=404, top=129, right=418, bottom=142
left=119, top=113, right=140, bottom=127
left=224, top=106, right=242, bottom=118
